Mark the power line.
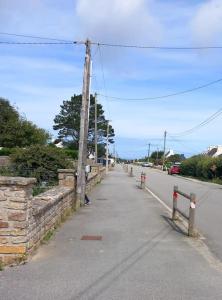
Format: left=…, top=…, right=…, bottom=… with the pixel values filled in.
left=2, top=33, right=222, bottom=50
left=170, top=107, right=222, bottom=137
left=0, top=41, right=78, bottom=45
left=167, top=134, right=203, bottom=154
left=0, top=32, right=75, bottom=43
left=98, top=45, right=111, bottom=119
left=93, top=42, right=222, bottom=50
left=98, top=77, right=222, bottom=101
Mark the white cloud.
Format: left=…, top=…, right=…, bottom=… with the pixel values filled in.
left=75, top=0, right=162, bottom=44
left=191, top=0, right=222, bottom=44
left=0, top=0, right=76, bottom=39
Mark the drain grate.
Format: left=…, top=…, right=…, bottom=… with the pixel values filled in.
left=81, top=235, right=102, bottom=241
left=96, top=198, right=107, bottom=201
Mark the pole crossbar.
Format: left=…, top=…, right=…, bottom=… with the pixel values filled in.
left=177, top=190, right=192, bottom=200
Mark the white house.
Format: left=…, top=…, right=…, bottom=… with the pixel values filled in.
left=165, top=149, right=174, bottom=158
left=206, top=145, right=222, bottom=157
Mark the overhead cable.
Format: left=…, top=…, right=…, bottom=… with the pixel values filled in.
left=0, top=32, right=75, bottom=43
left=98, top=45, right=111, bottom=119
left=0, top=41, right=79, bottom=45
left=1, top=33, right=222, bottom=49
left=97, top=78, right=222, bottom=101
left=93, top=42, right=222, bottom=50
left=170, top=107, right=222, bottom=137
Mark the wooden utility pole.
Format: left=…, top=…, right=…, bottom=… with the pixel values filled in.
left=94, top=93, right=98, bottom=163
left=76, top=39, right=91, bottom=207
left=106, top=120, right=109, bottom=174
left=113, top=143, right=116, bottom=163
left=147, top=143, right=151, bottom=162
left=156, top=147, right=159, bottom=164
left=162, top=130, right=167, bottom=170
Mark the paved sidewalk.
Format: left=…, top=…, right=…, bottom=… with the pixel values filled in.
left=1, top=166, right=222, bottom=300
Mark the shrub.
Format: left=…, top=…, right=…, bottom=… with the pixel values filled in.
left=181, top=155, right=222, bottom=182
left=180, top=155, right=202, bottom=177
left=63, top=149, right=78, bottom=160
left=0, top=147, right=16, bottom=156
left=10, top=145, right=72, bottom=184
left=214, top=157, right=222, bottom=179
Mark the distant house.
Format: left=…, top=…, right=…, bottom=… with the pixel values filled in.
left=165, top=149, right=174, bottom=158
left=54, top=141, right=64, bottom=148
left=206, top=145, right=222, bottom=157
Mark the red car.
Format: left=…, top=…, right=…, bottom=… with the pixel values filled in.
left=168, top=164, right=181, bottom=175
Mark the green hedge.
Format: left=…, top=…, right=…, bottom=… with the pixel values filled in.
left=63, top=149, right=78, bottom=160
left=181, top=155, right=222, bottom=181
left=9, top=145, right=72, bottom=184
left=0, top=147, right=16, bottom=156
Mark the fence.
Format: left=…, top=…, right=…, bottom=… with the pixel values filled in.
left=172, top=185, right=196, bottom=237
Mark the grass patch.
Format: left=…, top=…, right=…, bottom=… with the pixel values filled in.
left=0, top=261, right=4, bottom=271
left=212, top=178, right=222, bottom=185
left=15, top=254, right=27, bottom=265
left=41, top=230, right=54, bottom=244
left=180, top=174, right=222, bottom=185
left=39, top=208, right=75, bottom=247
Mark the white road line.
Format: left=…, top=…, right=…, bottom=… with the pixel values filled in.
left=145, top=186, right=172, bottom=213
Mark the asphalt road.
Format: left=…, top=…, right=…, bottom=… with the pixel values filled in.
left=131, top=164, right=222, bottom=261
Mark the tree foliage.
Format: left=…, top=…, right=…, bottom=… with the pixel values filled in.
left=167, top=154, right=185, bottom=163
left=0, top=98, right=50, bottom=147
left=53, top=94, right=115, bottom=153
left=150, top=151, right=164, bottom=160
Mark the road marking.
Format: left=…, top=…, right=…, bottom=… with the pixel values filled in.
left=145, top=186, right=172, bottom=213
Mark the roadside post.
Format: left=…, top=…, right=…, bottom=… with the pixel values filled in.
left=129, top=167, right=133, bottom=177
left=172, top=185, right=197, bottom=237
left=172, top=185, right=178, bottom=220
left=189, top=193, right=196, bottom=237
left=140, top=172, right=146, bottom=189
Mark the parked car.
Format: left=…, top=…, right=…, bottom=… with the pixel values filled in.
left=168, top=164, right=181, bottom=175
left=142, top=162, right=153, bottom=167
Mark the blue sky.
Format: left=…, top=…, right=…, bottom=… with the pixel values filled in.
left=0, top=0, right=222, bottom=158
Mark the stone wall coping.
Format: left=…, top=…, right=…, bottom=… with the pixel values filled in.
left=0, top=176, right=37, bottom=186
left=88, top=173, right=98, bottom=181
left=58, top=169, right=75, bottom=173
left=32, top=186, right=74, bottom=216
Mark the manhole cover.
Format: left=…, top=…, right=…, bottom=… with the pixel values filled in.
left=81, top=235, right=102, bottom=241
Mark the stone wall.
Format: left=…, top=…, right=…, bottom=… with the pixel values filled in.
left=0, top=166, right=105, bottom=266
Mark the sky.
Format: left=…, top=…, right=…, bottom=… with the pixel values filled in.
left=0, top=0, right=222, bottom=158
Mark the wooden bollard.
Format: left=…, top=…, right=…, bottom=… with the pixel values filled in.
left=188, top=193, right=196, bottom=237
left=140, top=172, right=146, bottom=189
left=172, top=185, right=178, bottom=220
left=129, top=167, right=133, bottom=177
